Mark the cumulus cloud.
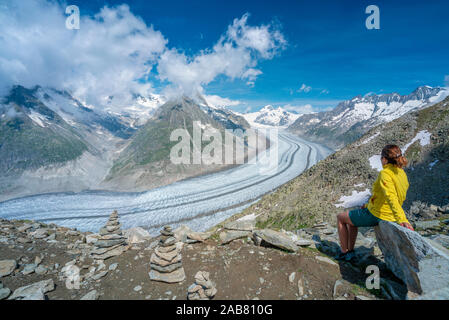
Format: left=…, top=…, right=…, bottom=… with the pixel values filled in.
left=297, top=84, right=312, bottom=93
left=0, top=104, right=22, bottom=119
left=157, top=13, right=286, bottom=97
left=0, top=0, right=166, bottom=109
left=204, top=95, right=241, bottom=108
left=0, top=2, right=286, bottom=111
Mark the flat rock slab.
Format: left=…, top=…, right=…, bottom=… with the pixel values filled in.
left=0, top=287, right=11, bottom=300
left=253, top=229, right=298, bottom=252
left=8, top=279, right=54, bottom=300
left=80, top=290, right=99, bottom=300
left=0, top=260, right=17, bottom=277
left=91, top=245, right=127, bottom=260
left=149, top=267, right=186, bottom=283
left=429, top=234, right=449, bottom=249
left=414, top=220, right=442, bottom=230
left=375, top=221, right=449, bottom=297
left=295, top=239, right=314, bottom=247
left=219, top=230, right=251, bottom=244
left=315, top=256, right=338, bottom=266
left=224, top=219, right=256, bottom=231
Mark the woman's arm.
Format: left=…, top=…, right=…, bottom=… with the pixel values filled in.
left=378, top=171, right=413, bottom=230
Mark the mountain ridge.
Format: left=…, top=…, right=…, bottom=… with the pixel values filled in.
left=288, top=86, right=448, bottom=149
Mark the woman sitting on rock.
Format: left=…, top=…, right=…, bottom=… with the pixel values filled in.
left=336, top=144, right=414, bottom=261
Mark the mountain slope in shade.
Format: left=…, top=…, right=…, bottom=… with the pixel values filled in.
left=243, top=105, right=300, bottom=127
left=288, top=86, right=449, bottom=149
left=102, top=97, right=255, bottom=192
left=0, top=86, right=90, bottom=174
left=0, top=85, right=127, bottom=200
left=237, top=95, right=449, bottom=230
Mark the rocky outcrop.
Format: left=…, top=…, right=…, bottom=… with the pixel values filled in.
left=374, top=221, right=449, bottom=299
left=149, top=226, right=185, bottom=283
left=187, top=271, right=217, bottom=300
left=90, top=211, right=128, bottom=260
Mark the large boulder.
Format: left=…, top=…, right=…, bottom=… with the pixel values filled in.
left=219, top=230, right=251, bottom=244
left=374, top=221, right=449, bottom=299
left=8, top=279, right=55, bottom=300
left=253, top=229, right=298, bottom=252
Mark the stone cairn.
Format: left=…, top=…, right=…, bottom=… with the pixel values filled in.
left=187, top=271, right=217, bottom=300
left=149, top=226, right=185, bottom=283
left=90, top=210, right=128, bottom=260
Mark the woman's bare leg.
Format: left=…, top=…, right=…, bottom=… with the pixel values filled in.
left=337, top=211, right=351, bottom=253
left=347, top=224, right=358, bottom=251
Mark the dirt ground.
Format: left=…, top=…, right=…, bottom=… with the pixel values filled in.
left=0, top=234, right=377, bottom=300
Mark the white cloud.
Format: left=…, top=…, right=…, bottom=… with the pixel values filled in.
left=282, top=104, right=314, bottom=114
left=297, top=83, right=312, bottom=93
left=0, top=0, right=167, bottom=110
left=205, top=95, right=241, bottom=108
left=157, top=13, right=286, bottom=97
left=320, top=89, right=330, bottom=94
left=0, top=2, right=286, bottom=111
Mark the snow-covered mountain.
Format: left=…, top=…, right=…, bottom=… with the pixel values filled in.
left=243, top=105, right=301, bottom=127
left=288, top=86, right=449, bottom=149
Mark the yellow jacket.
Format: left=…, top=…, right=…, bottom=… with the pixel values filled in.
left=367, top=163, right=410, bottom=224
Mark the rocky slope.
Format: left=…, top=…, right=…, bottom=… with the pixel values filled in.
left=288, top=86, right=448, bottom=149
left=238, top=95, right=449, bottom=230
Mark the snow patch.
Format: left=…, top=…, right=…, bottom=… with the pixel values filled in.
left=335, top=189, right=371, bottom=209
left=429, top=159, right=439, bottom=170
left=28, top=111, right=47, bottom=127
left=369, top=155, right=383, bottom=172
left=360, top=132, right=380, bottom=145
left=402, top=130, right=432, bottom=152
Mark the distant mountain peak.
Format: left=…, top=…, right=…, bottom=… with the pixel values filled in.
left=242, top=104, right=300, bottom=127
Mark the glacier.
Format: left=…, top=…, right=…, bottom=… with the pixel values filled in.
left=0, top=131, right=332, bottom=236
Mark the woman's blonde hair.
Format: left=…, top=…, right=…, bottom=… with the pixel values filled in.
left=381, top=145, right=408, bottom=168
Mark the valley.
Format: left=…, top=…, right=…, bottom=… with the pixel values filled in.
left=0, top=132, right=331, bottom=235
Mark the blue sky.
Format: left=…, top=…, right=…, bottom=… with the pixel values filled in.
left=2, top=0, right=449, bottom=113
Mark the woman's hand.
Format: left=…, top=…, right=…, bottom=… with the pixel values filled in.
left=400, top=222, right=414, bottom=231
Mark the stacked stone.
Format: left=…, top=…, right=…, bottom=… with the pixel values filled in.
left=90, top=211, right=128, bottom=260
left=187, top=271, right=217, bottom=300
left=149, top=226, right=185, bottom=283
